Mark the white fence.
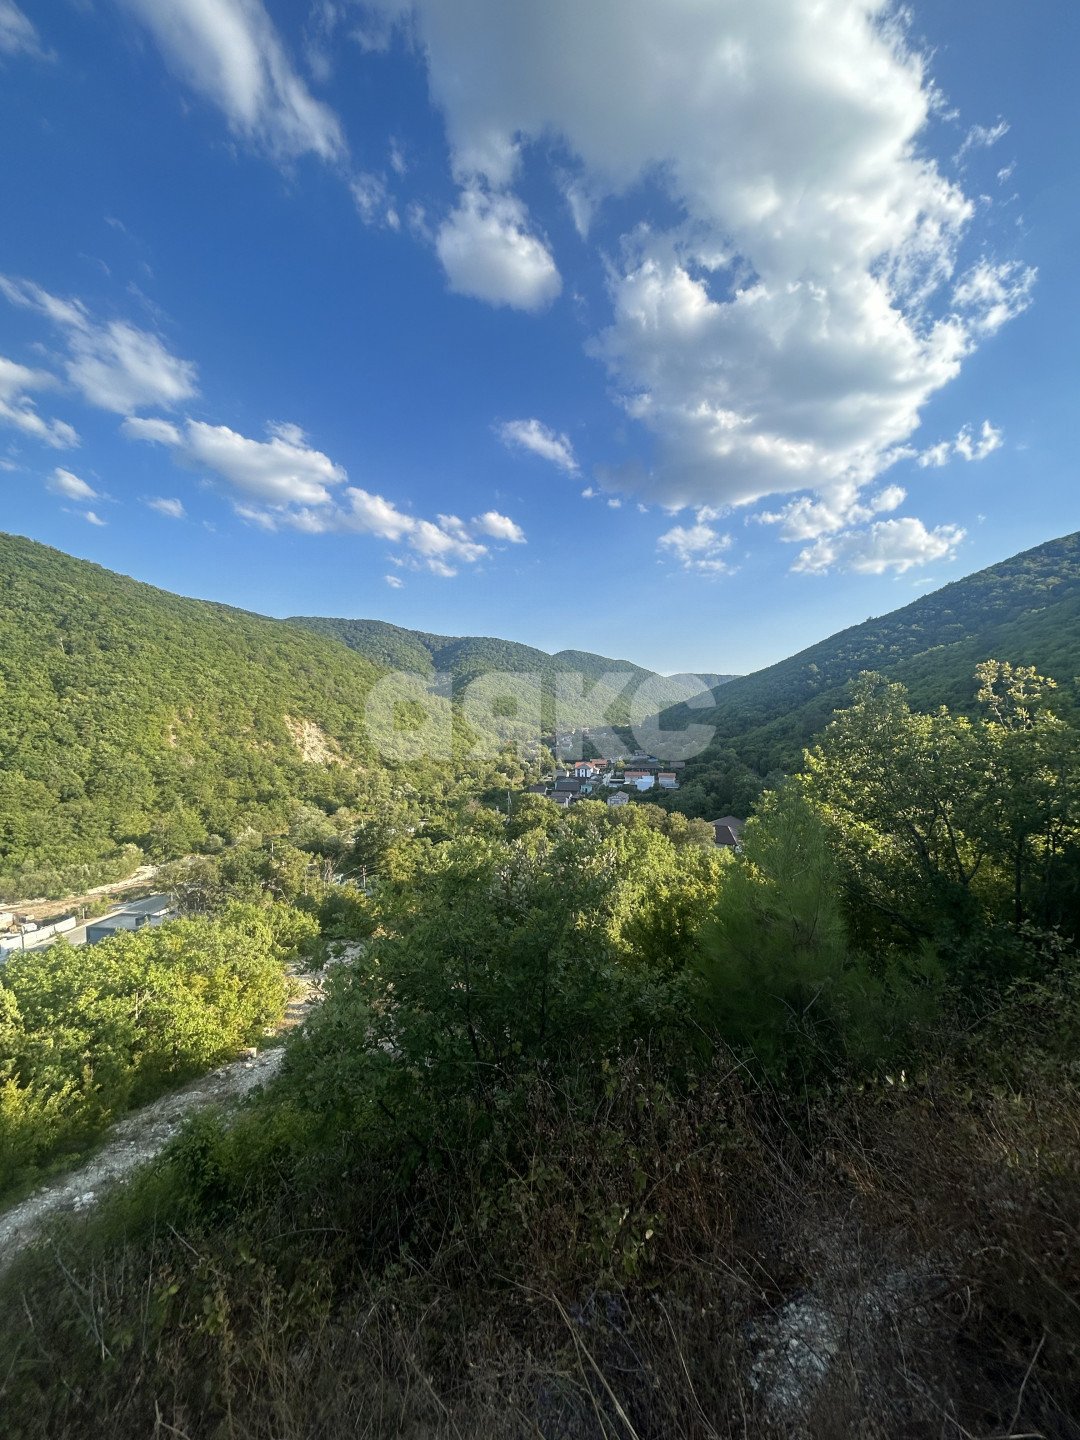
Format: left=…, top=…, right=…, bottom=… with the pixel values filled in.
left=0, top=915, right=79, bottom=954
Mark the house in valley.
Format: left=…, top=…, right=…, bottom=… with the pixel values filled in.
left=709, top=816, right=745, bottom=849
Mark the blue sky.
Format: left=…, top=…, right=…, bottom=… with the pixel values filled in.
left=0, top=0, right=1075, bottom=674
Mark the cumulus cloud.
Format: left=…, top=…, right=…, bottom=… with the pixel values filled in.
left=385, top=573, right=404, bottom=588
left=757, top=481, right=908, bottom=542
left=123, top=413, right=518, bottom=575
left=67, top=321, right=198, bottom=414
left=146, top=496, right=186, bottom=519
left=955, top=420, right=1003, bottom=462
left=183, top=420, right=346, bottom=506
left=496, top=418, right=577, bottom=473
left=83, top=510, right=107, bottom=527
left=473, top=509, right=526, bottom=543
left=121, top=416, right=183, bottom=445
left=793, top=517, right=965, bottom=575
left=0, top=355, right=78, bottom=447
left=0, top=276, right=198, bottom=414
left=124, top=415, right=346, bottom=507
left=358, top=0, right=1032, bottom=545
left=48, top=467, right=98, bottom=502
left=436, top=188, right=560, bottom=311
left=657, top=517, right=733, bottom=575
left=0, top=1, right=50, bottom=59
left=117, top=0, right=344, bottom=163
left=297, top=493, right=491, bottom=575
left=918, top=419, right=1003, bottom=467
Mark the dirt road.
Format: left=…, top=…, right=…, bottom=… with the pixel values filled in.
left=0, top=970, right=327, bottom=1274
left=4, top=865, right=163, bottom=924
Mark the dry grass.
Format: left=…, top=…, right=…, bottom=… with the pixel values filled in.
left=1, top=1055, right=1079, bottom=1440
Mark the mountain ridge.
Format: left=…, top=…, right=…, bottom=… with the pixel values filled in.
left=4, top=528, right=1080, bottom=884
left=287, top=615, right=740, bottom=690
left=662, top=529, right=1080, bottom=816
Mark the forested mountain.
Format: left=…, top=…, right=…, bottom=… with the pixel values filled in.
left=290, top=616, right=682, bottom=729
left=288, top=615, right=658, bottom=689
left=4, top=529, right=1079, bottom=893
left=667, top=530, right=1080, bottom=815
left=0, top=536, right=398, bottom=892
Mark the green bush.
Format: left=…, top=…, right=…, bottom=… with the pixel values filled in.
left=695, top=788, right=944, bottom=1080
left=0, top=903, right=316, bottom=1196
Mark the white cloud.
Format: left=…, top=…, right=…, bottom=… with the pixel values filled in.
left=122, top=414, right=505, bottom=575
left=473, top=509, right=526, bottom=543
left=121, top=415, right=183, bottom=445
left=917, top=419, right=1003, bottom=467
left=954, top=419, right=1003, bottom=462
left=0, top=355, right=78, bottom=447
left=67, top=321, right=199, bottom=413
left=794, top=517, right=965, bottom=575
left=385, top=573, right=404, bottom=588
left=436, top=188, right=560, bottom=311
left=351, top=171, right=399, bottom=229
left=657, top=517, right=733, bottom=575
left=234, top=503, right=279, bottom=531
left=48, top=467, right=98, bottom=502
left=411, top=516, right=487, bottom=565
left=561, top=175, right=597, bottom=239
left=955, top=120, right=1009, bottom=165
left=146, top=496, right=186, bottom=519
left=118, top=0, right=344, bottom=163
left=756, top=480, right=908, bottom=542
left=83, top=510, right=107, bottom=527
left=282, top=491, right=492, bottom=574
left=496, top=418, right=577, bottom=473
left=360, top=0, right=1031, bottom=538
left=129, top=417, right=346, bottom=507
left=185, top=419, right=348, bottom=506
left=873, top=484, right=907, bottom=514
left=342, top=485, right=416, bottom=540
left=0, top=1, right=49, bottom=59
left=0, top=276, right=198, bottom=414
left=916, top=441, right=951, bottom=470
left=952, top=260, right=1036, bottom=337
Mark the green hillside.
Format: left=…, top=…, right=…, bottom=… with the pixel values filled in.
left=290, top=616, right=655, bottom=685
left=669, top=530, right=1080, bottom=813
left=6, top=528, right=1077, bottom=892
left=0, top=536, right=397, bottom=891
left=283, top=617, right=450, bottom=676
left=289, top=616, right=665, bottom=729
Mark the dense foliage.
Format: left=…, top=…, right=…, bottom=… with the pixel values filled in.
left=4, top=659, right=1080, bottom=1435
left=290, top=614, right=659, bottom=689
left=290, top=613, right=673, bottom=730
left=0, top=535, right=384, bottom=882
left=0, top=903, right=316, bottom=1195
left=0, top=535, right=549, bottom=896
left=3, top=527, right=1080, bottom=1436
left=664, top=529, right=1080, bottom=815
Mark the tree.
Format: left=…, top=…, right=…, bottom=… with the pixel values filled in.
left=975, top=662, right=1080, bottom=927
left=695, top=787, right=939, bottom=1080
